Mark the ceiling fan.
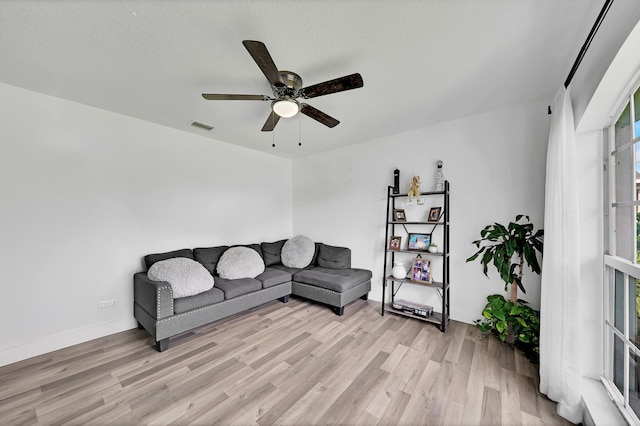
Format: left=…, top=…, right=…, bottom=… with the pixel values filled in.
left=202, top=40, right=363, bottom=132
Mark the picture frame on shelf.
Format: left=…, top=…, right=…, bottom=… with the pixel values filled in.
left=389, top=236, right=402, bottom=250
left=407, top=233, right=431, bottom=251
left=428, top=207, right=442, bottom=222
left=393, top=209, right=407, bottom=222
left=411, top=257, right=432, bottom=283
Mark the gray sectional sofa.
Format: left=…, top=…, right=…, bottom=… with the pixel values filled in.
left=134, top=240, right=372, bottom=351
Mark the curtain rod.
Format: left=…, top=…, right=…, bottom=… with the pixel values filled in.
left=564, top=0, right=615, bottom=88
left=548, top=0, right=615, bottom=114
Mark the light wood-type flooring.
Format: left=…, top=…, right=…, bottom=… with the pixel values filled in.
left=0, top=298, right=574, bottom=425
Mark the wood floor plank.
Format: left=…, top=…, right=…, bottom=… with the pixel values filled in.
left=375, top=387, right=412, bottom=426
left=255, top=358, right=338, bottom=426
left=380, top=343, right=410, bottom=373
left=485, top=334, right=503, bottom=391
left=518, top=373, right=541, bottom=418
left=501, top=368, right=523, bottom=426
left=481, top=386, right=503, bottom=426
left=320, top=352, right=390, bottom=425
left=397, top=359, right=441, bottom=424
left=365, top=373, right=410, bottom=420
left=441, top=399, right=464, bottom=426
left=0, top=302, right=574, bottom=426
left=461, top=331, right=488, bottom=425
left=443, top=319, right=468, bottom=364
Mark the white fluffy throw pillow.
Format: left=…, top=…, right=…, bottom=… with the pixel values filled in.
left=281, top=235, right=315, bottom=268
left=147, top=257, right=214, bottom=298
left=216, top=246, right=265, bottom=280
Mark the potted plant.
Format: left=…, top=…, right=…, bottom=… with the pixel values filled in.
left=428, top=242, right=438, bottom=253
left=466, top=215, right=543, bottom=360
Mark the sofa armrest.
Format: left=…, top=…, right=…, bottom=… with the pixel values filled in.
left=134, top=272, right=174, bottom=320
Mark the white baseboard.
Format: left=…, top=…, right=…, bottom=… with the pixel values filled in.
left=0, top=318, right=137, bottom=367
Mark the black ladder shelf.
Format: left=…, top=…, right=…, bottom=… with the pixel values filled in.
left=381, top=180, right=450, bottom=331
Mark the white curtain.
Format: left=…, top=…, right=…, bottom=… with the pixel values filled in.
left=539, top=86, right=583, bottom=423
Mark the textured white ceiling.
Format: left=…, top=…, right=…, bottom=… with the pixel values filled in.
left=0, top=0, right=599, bottom=158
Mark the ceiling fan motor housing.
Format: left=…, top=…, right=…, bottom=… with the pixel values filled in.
left=273, top=70, right=303, bottom=100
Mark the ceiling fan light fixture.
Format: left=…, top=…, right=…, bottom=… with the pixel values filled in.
left=272, top=99, right=299, bottom=118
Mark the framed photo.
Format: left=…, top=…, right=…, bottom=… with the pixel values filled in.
left=393, top=209, right=407, bottom=222
left=428, top=207, right=442, bottom=222
left=411, top=257, right=432, bottom=283
left=388, top=236, right=402, bottom=250
left=407, top=233, right=431, bottom=251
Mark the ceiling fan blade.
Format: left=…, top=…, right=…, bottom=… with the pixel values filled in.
left=300, top=104, right=340, bottom=128
left=301, top=73, right=363, bottom=99
left=242, top=40, right=283, bottom=87
left=261, top=111, right=281, bottom=132
left=202, top=94, right=268, bottom=101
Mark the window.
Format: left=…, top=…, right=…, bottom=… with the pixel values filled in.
left=604, top=83, right=640, bottom=424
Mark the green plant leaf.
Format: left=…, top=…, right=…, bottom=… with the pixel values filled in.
left=493, top=310, right=506, bottom=322
left=506, top=238, right=516, bottom=258
left=481, top=250, right=494, bottom=276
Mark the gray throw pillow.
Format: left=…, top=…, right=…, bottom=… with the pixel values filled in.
left=261, top=239, right=287, bottom=266
left=317, top=244, right=351, bottom=269
left=281, top=235, right=315, bottom=268
left=147, top=257, right=214, bottom=298
left=193, top=246, right=229, bottom=275
left=216, top=246, right=265, bottom=280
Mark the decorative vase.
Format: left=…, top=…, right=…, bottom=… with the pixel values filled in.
left=428, top=245, right=438, bottom=253
left=392, top=261, right=407, bottom=279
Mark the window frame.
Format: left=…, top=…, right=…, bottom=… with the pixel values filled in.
left=603, top=80, right=640, bottom=425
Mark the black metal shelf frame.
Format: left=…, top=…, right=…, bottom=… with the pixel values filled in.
left=381, top=181, right=450, bottom=331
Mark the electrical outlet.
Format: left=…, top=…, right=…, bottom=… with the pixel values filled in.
left=97, top=300, right=116, bottom=309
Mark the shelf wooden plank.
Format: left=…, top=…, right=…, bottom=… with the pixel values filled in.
left=389, top=191, right=445, bottom=198
left=389, top=221, right=448, bottom=225
left=384, top=276, right=449, bottom=290
left=383, top=304, right=448, bottom=326
left=386, top=249, right=447, bottom=257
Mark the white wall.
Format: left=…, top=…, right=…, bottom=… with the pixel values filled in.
left=0, top=82, right=292, bottom=366
left=292, top=99, right=549, bottom=323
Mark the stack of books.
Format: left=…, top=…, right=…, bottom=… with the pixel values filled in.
left=392, top=299, right=433, bottom=317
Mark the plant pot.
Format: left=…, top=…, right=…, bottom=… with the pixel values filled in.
left=428, top=246, right=438, bottom=253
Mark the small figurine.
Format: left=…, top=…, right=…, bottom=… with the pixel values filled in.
left=408, top=176, right=422, bottom=204
left=435, top=160, right=445, bottom=191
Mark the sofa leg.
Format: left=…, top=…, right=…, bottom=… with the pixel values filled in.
left=280, top=295, right=290, bottom=303
left=155, top=339, right=169, bottom=352
left=137, top=321, right=144, bottom=330
left=360, top=293, right=369, bottom=301
left=333, top=306, right=345, bottom=316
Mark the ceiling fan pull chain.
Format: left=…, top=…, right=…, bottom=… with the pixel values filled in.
left=298, top=114, right=302, bottom=147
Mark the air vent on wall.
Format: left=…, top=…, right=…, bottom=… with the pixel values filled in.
left=190, top=120, right=214, bottom=131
